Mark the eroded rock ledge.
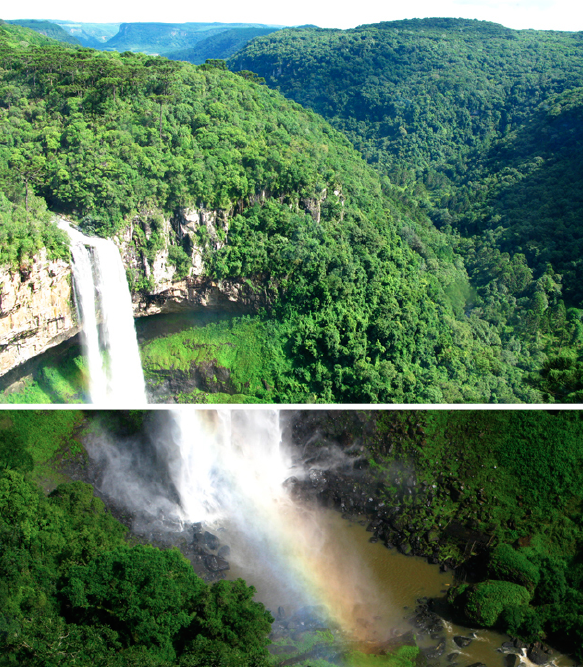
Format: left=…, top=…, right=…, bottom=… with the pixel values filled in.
left=0, top=250, right=78, bottom=377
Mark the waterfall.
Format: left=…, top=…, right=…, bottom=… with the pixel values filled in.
left=60, top=220, right=146, bottom=404
left=163, top=408, right=388, bottom=639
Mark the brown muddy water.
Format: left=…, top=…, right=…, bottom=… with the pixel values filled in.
left=226, top=508, right=574, bottom=667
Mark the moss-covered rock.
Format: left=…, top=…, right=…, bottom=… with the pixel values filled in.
left=488, top=543, right=540, bottom=591
left=451, top=579, right=532, bottom=627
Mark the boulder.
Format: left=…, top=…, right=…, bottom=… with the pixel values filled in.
left=204, top=555, right=229, bottom=572
left=453, top=636, right=472, bottom=648
left=527, top=642, right=552, bottom=665
left=203, top=531, right=220, bottom=550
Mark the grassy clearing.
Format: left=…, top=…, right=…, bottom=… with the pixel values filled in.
left=142, top=315, right=293, bottom=401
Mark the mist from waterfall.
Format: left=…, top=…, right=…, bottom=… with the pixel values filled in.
left=165, top=409, right=392, bottom=640
left=60, top=220, right=146, bottom=404
left=84, top=408, right=393, bottom=640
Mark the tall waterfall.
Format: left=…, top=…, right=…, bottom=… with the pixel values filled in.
left=159, top=409, right=389, bottom=640
left=60, top=220, right=146, bottom=404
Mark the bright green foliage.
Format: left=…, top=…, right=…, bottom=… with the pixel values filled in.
left=488, top=543, right=540, bottom=590
left=346, top=645, right=419, bottom=667
left=0, top=191, right=69, bottom=268
left=0, top=466, right=273, bottom=666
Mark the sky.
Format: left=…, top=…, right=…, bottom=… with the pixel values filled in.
left=2, top=0, right=581, bottom=32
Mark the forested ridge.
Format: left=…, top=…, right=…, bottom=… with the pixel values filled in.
left=0, top=20, right=551, bottom=403
left=230, top=18, right=583, bottom=400
left=0, top=410, right=275, bottom=666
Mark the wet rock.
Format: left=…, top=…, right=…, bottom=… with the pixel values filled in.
left=277, top=606, right=286, bottom=619
left=192, top=522, right=203, bottom=535
left=447, top=652, right=460, bottom=663
left=527, top=642, right=552, bottom=665
left=203, top=555, right=229, bottom=572
left=453, top=636, right=473, bottom=648
left=203, top=531, right=220, bottom=550
left=422, top=640, right=446, bottom=659
left=513, top=638, right=527, bottom=650
left=505, top=654, right=520, bottom=667
left=218, top=545, right=230, bottom=558
left=398, top=541, right=412, bottom=556
left=466, top=663, right=487, bottom=667
left=500, top=641, right=520, bottom=654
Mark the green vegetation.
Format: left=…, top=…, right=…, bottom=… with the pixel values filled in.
left=230, top=18, right=583, bottom=401
left=7, top=20, right=81, bottom=46
left=0, top=21, right=550, bottom=403
left=0, top=410, right=274, bottom=666
left=0, top=352, right=85, bottom=404
left=167, top=28, right=279, bottom=65
left=369, top=410, right=583, bottom=659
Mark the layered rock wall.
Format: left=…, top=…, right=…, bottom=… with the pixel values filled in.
left=0, top=250, right=78, bottom=376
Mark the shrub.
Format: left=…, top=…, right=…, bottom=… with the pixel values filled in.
left=488, top=543, right=540, bottom=590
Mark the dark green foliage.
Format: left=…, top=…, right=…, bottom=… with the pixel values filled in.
left=373, top=410, right=583, bottom=659
left=452, top=580, right=531, bottom=627
left=230, top=18, right=583, bottom=400
left=0, top=467, right=273, bottom=666
left=0, top=431, right=33, bottom=473
left=64, top=545, right=206, bottom=662
left=488, top=544, right=540, bottom=590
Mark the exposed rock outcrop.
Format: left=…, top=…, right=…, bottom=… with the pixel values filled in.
left=0, top=250, right=78, bottom=376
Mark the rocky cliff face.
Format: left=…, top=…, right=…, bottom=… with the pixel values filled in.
left=0, top=206, right=264, bottom=378
left=0, top=249, right=78, bottom=377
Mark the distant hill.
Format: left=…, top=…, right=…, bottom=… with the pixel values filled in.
left=0, top=19, right=59, bottom=47
left=103, top=22, right=283, bottom=56
left=166, top=27, right=280, bottom=64
left=7, top=19, right=80, bottom=45
left=51, top=20, right=121, bottom=48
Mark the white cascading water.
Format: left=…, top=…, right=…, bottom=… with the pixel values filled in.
left=60, top=220, right=146, bottom=404
left=165, top=408, right=390, bottom=639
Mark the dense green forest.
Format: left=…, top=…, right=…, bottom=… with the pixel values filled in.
left=0, top=410, right=275, bottom=666
left=230, top=18, right=583, bottom=400
left=3, top=409, right=583, bottom=663
left=368, top=410, right=583, bottom=660
left=0, top=20, right=552, bottom=403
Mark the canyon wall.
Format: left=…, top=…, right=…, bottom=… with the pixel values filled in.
left=0, top=249, right=78, bottom=376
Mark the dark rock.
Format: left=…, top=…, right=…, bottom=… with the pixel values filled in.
left=513, top=638, right=527, bottom=650
left=203, top=531, right=220, bottom=550
left=453, top=636, right=473, bottom=648
left=447, top=653, right=460, bottom=663
left=398, top=541, right=412, bottom=556
left=423, top=640, right=446, bottom=659
left=505, top=654, right=520, bottom=667
left=466, top=663, right=487, bottom=667
left=218, top=545, right=230, bottom=558
left=500, top=641, right=520, bottom=654
left=192, top=522, right=203, bottom=535
left=203, top=555, right=229, bottom=572
left=277, top=606, right=286, bottom=619
left=527, top=643, right=552, bottom=665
